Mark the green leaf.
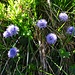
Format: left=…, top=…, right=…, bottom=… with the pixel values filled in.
left=59, top=48, right=70, bottom=58
left=69, top=64, right=75, bottom=74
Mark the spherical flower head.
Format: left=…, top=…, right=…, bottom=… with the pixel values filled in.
left=3, top=31, right=11, bottom=38
left=8, top=47, right=19, bottom=58
left=59, top=12, right=68, bottom=22
left=46, top=33, right=57, bottom=44
left=6, top=24, right=19, bottom=36
left=67, top=26, right=75, bottom=35
left=36, top=19, right=47, bottom=28
left=3, top=24, right=19, bottom=38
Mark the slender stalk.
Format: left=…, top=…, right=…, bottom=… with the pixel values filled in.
left=13, top=36, right=21, bottom=47
left=47, top=56, right=68, bottom=75
left=1, top=58, right=10, bottom=75
left=13, top=57, right=21, bottom=75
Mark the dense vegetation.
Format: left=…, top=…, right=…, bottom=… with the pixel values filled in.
left=0, top=0, right=75, bottom=75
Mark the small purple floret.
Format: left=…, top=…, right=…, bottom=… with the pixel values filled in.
left=3, top=24, right=19, bottom=38
left=46, top=33, right=57, bottom=44
left=6, top=24, right=19, bottom=35
left=36, top=19, right=47, bottom=28
left=67, top=26, right=75, bottom=35
left=8, top=47, right=19, bottom=58
left=3, top=31, right=11, bottom=38
left=59, top=12, right=68, bottom=22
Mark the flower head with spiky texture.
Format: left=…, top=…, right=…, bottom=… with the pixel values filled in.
left=3, top=31, right=11, bottom=38
left=67, top=26, right=75, bottom=35
left=59, top=12, right=68, bottom=22
left=3, top=24, right=19, bottom=38
left=36, top=19, right=47, bottom=28
left=46, top=33, right=57, bottom=44
left=8, top=47, right=19, bottom=58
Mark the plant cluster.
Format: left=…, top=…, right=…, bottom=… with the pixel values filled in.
left=0, top=0, right=75, bottom=75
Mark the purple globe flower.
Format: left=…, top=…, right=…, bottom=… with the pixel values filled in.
left=59, top=12, right=68, bottom=22
left=67, top=26, right=75, bottom=35
left=6, top=24, right=19, bottom=35
left=8, top=47, right=19, bottom=58
left=36, top=19, right=47, bottom=28
left=3, top=24, right=19, bottom=38
left=3, top=31, right=12, bottom=38
left=46, top=33, right=57, bottom=44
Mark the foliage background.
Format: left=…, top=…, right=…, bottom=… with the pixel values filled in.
left=0, top=0, right=75, bottom=75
